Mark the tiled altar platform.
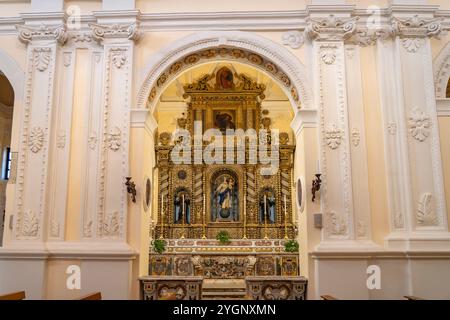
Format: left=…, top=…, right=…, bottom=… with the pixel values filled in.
left=140, top=239, right=307, bottom=300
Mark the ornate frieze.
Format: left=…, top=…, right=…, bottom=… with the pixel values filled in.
left=306, top=14, right=358, bottom=41
left=89, top=22, right=141, bottom=42
left=16, top=24, right=67, bottom=45
left=408, top=109, right=431, bottom=142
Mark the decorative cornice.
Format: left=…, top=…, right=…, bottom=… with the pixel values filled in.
left=306, top=14, right=359, bottom=41
left=88, top=22, right=141, bottom=43
left=16, top=24, right=67, bottom=44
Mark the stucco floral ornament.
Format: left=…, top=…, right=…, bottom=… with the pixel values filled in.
left=108, top=126, right=122, bottom=151
left=408, top=109, right=431, bottom=142
left=325, top=124, right=342, bottom=149
left=320, top=48, right=336, bottom=65
left=29, top=127, right=45, bottom=153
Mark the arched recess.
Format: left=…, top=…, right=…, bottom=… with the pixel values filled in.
left=135, top=31, right=313, bottom=113
left=132, top=34, right=314, bottom=289
left=434, top=42, right=450, bottom=99
left=0, top=49, right=25, bottom=246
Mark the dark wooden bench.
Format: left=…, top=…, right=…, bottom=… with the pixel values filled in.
left=76, top=292, right=102, bottom=300
left=0, top=291, right=26, bottom=300
left=404, top=295, right=426, bottom=300
left=321, top=295, right=339, bottom=300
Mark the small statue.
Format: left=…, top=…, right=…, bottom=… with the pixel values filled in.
left=125, top=177, right=137, bottom=203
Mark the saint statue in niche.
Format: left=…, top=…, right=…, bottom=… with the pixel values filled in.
left=259, top=189, right=276, bottom=224
left=212, top=173, right=239, bottom=222
left=216, top=67, right=234, bottom=90
left=174, top=190, right=191, bottom=224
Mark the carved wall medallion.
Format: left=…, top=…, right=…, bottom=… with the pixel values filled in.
left=29, top=127, right=44, bottom=153
left=351, top=128, right=360, bottom=147
left=408, top=109, right=431, bottom=142
left=111, top=49, right=127, bottom=69
left=417, top=193, right=438, bottom=226
left=33, top=48, right=52, bottom=72
left=281, top=31, right=304, bottom=49
left=325, top=124, right=342, bottom=149
left=320, top=48, right=336, bottom=65
left=108, top=127, right=122, bottom=151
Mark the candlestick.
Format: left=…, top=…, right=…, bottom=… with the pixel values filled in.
left=181, top=194, right=185, bottom=239
left=243, top=194, right=247, bottom=239
left=159, top=194, right=164, bottom=239
left=264, top=194, right=268, bottom=239
left=202, top=194, right=207, bottom=239
left=284, top=194, right=288, bottom=240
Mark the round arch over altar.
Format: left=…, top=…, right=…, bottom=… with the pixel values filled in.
left=135, top=31, right=314, bottom=112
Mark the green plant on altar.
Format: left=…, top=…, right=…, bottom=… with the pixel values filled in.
left=284, top=239, right=299, bottom=253
left=153, top=239, right=166, bottom=254
left=216, top=230, right=231, bottom=245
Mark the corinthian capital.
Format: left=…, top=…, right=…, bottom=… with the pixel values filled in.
left=16, top=24, right=67, bottom=45
left=306, top=14, right=359, bottom=41
left=392, top=15, right=443, bottom=38
left=89, top=22, right=141, bottom=43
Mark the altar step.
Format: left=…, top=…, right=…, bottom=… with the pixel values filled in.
left=202, top=279, right=247, bottom=300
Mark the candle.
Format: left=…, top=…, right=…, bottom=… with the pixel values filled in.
left=264, top=194, right=267, bottom=217
left=316, top=160, right=320, bottom=173
left=182, top=194, right=185, bottom=224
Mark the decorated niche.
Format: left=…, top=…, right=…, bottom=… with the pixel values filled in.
left=259, top=187, right=277, bottom=224
left=154, top=67, right=296, bottom=239
left=211, top=170, right=239, bottom=223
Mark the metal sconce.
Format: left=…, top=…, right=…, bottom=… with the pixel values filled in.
left=125, top=177, right=137, bottom=203
left=311, top=173, right=321, bottom=202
